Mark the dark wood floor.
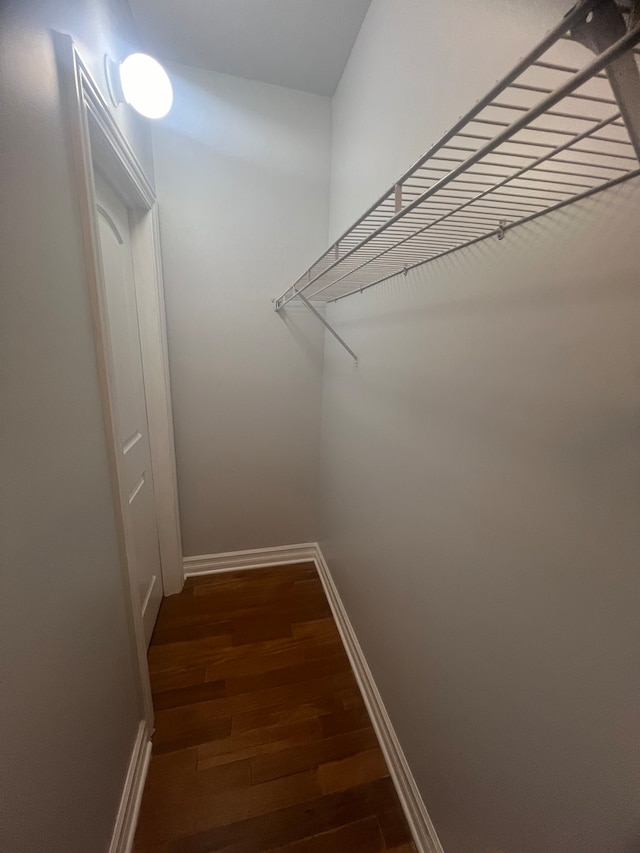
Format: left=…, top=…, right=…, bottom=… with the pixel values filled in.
left=134, top=562, right=416, bottom=853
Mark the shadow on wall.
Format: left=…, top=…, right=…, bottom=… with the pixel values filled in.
left=277, top=302, right=327, bottom=367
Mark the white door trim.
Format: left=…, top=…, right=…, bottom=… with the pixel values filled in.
left=55, top=34, right=183, bottom=728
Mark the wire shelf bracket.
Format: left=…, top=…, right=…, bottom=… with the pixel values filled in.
left=291, top=288, right=358, bottom=365
left=273, top=0, right=640, bottom=359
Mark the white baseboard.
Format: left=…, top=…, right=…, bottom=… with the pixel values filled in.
left=183, top=542, right=443, bottom=853
left=109, top=721, right=152, bottom=853
left=183, top=542, right=318, bottom=576
left=312, top=545, right=444, bottom=853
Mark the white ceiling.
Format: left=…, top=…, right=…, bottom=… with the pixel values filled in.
left=129, top=0, right=372, bottom=96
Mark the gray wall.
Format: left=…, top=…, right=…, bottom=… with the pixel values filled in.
left=0, top=1, right=152, bottom=850
left=152, top=64, right=330, bottom=557
left=319, top=2, right=640, bottom=852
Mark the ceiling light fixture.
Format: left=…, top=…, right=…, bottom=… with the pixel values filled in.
left=105, top=53, right=173, bottom=119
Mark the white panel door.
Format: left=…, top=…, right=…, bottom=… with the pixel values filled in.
left=95, top=172, right=163, bottom=645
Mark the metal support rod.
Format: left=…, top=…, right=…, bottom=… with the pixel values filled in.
left=571, top=0, right=640, bottom=159
left=293, top=289, right=358, bottom=365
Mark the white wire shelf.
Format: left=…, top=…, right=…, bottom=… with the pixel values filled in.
left=275, top=0, right=640, bottom=312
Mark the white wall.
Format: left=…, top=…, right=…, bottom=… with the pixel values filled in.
left=0, top=1, right=152, bottom=850
left=319, top=2, right=640, bottom=852
left=152, top=64, right=330, bottom=557
left=329, top=0, right=567, bottom=240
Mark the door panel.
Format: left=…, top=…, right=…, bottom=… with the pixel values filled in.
left=95, top=172, right=163, bottom=645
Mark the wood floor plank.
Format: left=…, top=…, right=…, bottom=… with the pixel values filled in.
left=264, top=816, right=385, bottom=853
left=232, top=691, right=342, bottom=733
left=144, top=747, right=198, bottom=786
left=152, top=679, right=226, bottom=711
left=339, top=687, right=365, bottom=710
left=302, top=640, right=348, bottom=662
left=331, top=668, right=359, bottom=693
left=161, top=778, right=403, bottom=853
left=318, top=748, right=390, bottom=794
left=224, top=655, right=351, bottom=698
left=319, top=705, right=373, bottom=737
left=153, top=711, right=232, bottom=754
left=154, top=674, right=341, bottom=751
left=231, top=615, right=294, bottom=646
left=136, top=769, right=321, bottom=849
left=150, top=665, right=207, bottom=695
left=250, top=727, right=380, bottom=784
left=375, top=802, right=416, bottom=849
left=148, top=633, right=234, bottom=675
left=291, top=618, right=342, bottom=644
left=197, top=718, right=323, bottom=771
left=152, top=634, right=320, bottom=677
left=134, top=565, right=414, bottom=853
left=205, top=646, right=306, bottom=682
left=152, top=620, right=233, bottom=645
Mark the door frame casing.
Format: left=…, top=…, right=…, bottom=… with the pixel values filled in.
left=56, top=34, right=183, bottom=726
